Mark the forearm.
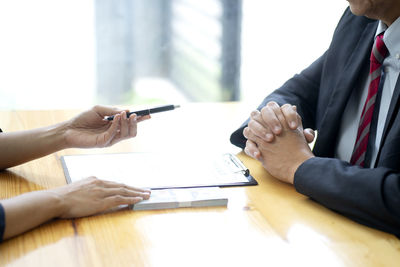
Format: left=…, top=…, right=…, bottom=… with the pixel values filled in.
left=1, top=190, right=64, bottom=240
left=0, top=176, right=151, bottom=241
left=294, top=157, right=400, bottom=237
left=0, top=122, right=69, bottom=170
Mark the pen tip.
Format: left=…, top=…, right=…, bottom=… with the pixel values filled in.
left=174, top=105, right=181, bottom=109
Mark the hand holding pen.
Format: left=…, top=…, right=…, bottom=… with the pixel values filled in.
left=104, top=104, right=181, bottom=121
left=64, top=106, right=151, bottom=148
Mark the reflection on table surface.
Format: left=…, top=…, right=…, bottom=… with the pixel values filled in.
left=0, top=103, right=399, bottom=267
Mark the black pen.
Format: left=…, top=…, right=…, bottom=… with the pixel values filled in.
left=105, top=104, right=180, bottom=121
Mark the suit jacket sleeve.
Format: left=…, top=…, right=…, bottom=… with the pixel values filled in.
left=295, top=157, right=400, bottom=237
left=0, top=203, right=5, bottom=242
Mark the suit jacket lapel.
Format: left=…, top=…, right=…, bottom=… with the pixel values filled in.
left=374, top=75, right=400, bottom=165
left=314, top=21, right=377, bottom=157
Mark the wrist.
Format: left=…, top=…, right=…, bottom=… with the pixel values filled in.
left=48, top=120, right=70, bottom=150
left=44, top=191, right=66, bottom=218
left=46, top=188, right=68, bottom=218
left=289, top=151, right=314, bottom=184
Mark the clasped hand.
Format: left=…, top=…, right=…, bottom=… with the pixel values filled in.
left=243, top=102, right=315, bottom=184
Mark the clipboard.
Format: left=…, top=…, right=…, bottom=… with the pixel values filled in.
left=61, top=152, right=257, bottom=189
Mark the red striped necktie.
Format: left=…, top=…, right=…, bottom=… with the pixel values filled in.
left=350, top=33, right=388, bottom=166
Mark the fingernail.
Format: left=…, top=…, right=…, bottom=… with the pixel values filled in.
left=266, top=133, right=273, bottom=140
left=274, top=126, right=280, bottom=133
left=250, top=110, right=258, bottom=117
left=291, top=122, right=296, bottom=128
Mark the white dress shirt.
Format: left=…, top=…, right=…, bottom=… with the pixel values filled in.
left=335, top=17, right=400, bottom=167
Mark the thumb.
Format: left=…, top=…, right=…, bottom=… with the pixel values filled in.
left=296, top=114, right=304, bottom=130
left=303, top=128, right=315, bottom=144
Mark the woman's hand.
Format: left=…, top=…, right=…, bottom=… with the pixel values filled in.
left=52, top=177, right=151, bottom=218
left=64, top=105, right=150, bottom=148
left=2, top=177, right=151, bottom=240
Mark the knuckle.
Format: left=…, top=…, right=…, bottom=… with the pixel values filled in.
left=260, top=106, right=267, bottom=114
left=130, top=198, right=141, bottom=204
left=90, top=178, right=103, bottom=186
left=243, top=127, right=249, bottom=137
left=114, top=182, right=124, bottom=188
left=264, top=116, right=279, bottom=126
left=245, top=139, right=252, bottom=147
left=112, top=195, right=124, bottom=204
left=87, top=176, right=98, bottom=182
left=272, top=105, right=282, bottom=113
left=248, top=120, right=256, bottom=128
left=119, top=187, right=129, bottom=195
left=92, top=187, right=104, bottom=195
left=246, top=129, right=254, bottom=139
left=93, top=105, right=101, bottom=111
left=250, top=110, right=261, bottom=119
left=281, top=103, right=292, bottom=110
left=244, top=144, right=251, bottom=156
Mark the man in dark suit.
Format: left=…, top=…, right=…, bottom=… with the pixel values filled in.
left=231, top=1, right=400, bottom=237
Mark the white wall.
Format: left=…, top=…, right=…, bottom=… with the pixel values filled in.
left=0, top=1, right=349, bottom=110
left=241, top=0, right=349, bottom=108
left=0, top=0, right=95, bottom=110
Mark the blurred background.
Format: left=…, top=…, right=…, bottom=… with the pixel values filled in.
left=0, top=0, right=347, bottom=110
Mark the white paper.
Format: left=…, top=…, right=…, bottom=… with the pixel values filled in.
left=62, top=152, right=249, bottom=189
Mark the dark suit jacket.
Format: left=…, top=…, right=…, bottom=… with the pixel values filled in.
left=0, top=204, right=4, bottom=242
left=231, top=8, right=400, bottom=238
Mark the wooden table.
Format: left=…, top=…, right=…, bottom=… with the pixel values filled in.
left=0, top=103, right=399, bottom=267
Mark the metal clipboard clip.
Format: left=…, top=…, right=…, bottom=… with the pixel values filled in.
left=224, top=153, right=250, bottom=177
